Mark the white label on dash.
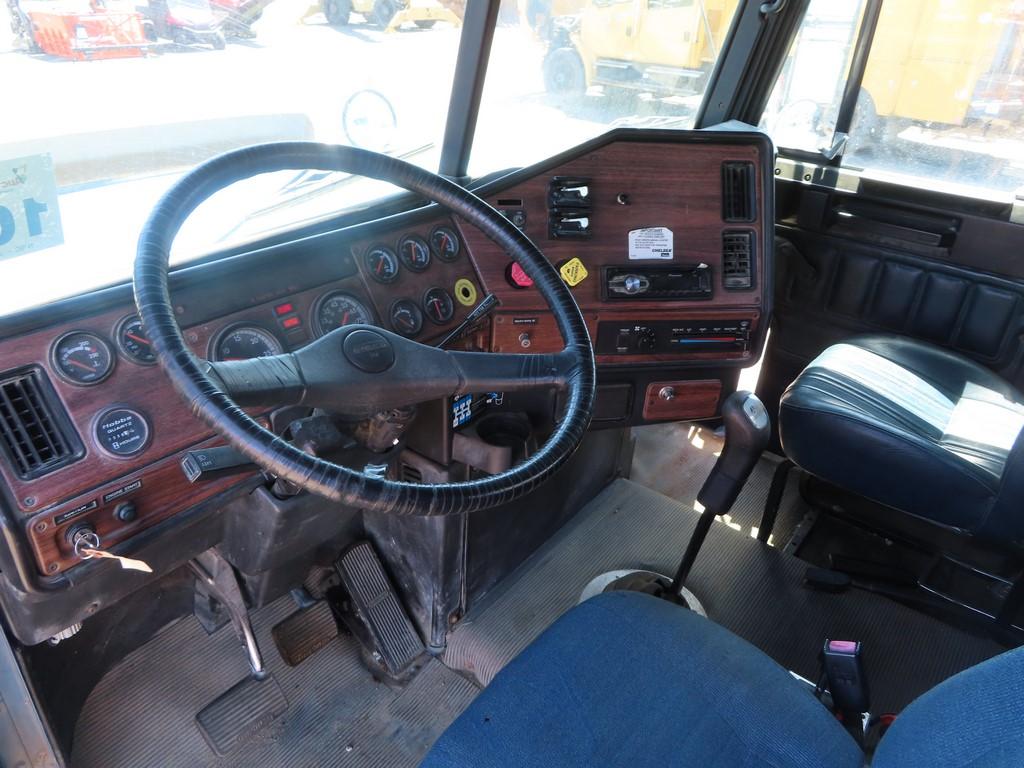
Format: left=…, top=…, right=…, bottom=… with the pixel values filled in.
left=628, top=227, right=673, bottom=260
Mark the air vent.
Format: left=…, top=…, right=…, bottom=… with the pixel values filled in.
left=401, top=463, right=423, bottom=483
left=0, top=368, right=81, bottom=480
left=722, top=230, right=754, bottom=290
left=721, top=161, right=756, bottom=222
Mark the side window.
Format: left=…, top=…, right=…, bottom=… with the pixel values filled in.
left=761, top=0, right=1024, bottom=199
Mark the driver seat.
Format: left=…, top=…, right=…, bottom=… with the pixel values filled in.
left=422, top=591, right=1024, bottom=767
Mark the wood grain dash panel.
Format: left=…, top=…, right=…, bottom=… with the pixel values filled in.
left=26, top=435, right=254, bottom=576
left=642, top=380, right=722, bottom=421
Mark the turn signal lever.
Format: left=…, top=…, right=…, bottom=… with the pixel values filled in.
left=669, top=391, right=771, bottom=600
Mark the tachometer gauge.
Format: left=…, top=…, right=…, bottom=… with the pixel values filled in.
left=364, top=246, right=399, bottom=284
left=430, top=226, right=461, bottom=262
left=115, top=315, right=156, bottom=365
left=51, top=331, right=114, bottom=386
left=212, top=326, right=283, bottom=361
left=398, top=235, right=431, bottom=272
left=314, top=291, right=373, bottom=336
left=389, top=299, right=423, bottom=338
left=422, top=287, right=455, bottom=325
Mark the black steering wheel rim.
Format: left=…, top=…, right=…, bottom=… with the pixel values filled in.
left=134, top=142, right=596, bottom=516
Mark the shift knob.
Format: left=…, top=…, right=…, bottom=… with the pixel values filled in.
left=697, top=391, right=771, bottom=515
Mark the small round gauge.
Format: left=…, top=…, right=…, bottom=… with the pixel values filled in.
left=314, top=291, right=374, bottom=336
left=398, top=235, right=431, bottom=272
left=430, top=226, right=461, bottom=262
left=364, top=246, right=400, bottom=284
left=51, top=331, right=114, bottom=386
left=389, top=299, right=424, bottom=338
left=422, top=287, right=455, bottom=325
left=94, top=407, right=150, bottom=458
left=212, top=326, right=283, bottom=361
left=115, top=315, right=156, bottom=365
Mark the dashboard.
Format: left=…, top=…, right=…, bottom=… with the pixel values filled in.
left=0, top=128, right=772, bottom=583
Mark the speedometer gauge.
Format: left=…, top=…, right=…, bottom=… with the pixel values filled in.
left=314, top=292, right=373, bottom=336
left=212, top=326, right=283, bottom=361
left=51, top=331, right=114, bottom=386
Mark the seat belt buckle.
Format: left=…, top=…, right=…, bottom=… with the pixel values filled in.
left=821, top=639, right=870, bottom=715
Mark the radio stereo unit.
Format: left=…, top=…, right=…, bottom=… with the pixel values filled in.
left=603, top=264, right=713, bottom=301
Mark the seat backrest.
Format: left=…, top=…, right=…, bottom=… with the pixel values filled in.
left=872, top=645, right=1024, bottom=768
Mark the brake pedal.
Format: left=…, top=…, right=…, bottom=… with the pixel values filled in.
left=335, top=541, right=425, bottom=678
left=196, top=674, right=288, bottom=756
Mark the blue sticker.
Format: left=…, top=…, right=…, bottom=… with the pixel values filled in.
left=452, top=394, right=473, bottom=428
left=0, top=154, right=64, bottom=261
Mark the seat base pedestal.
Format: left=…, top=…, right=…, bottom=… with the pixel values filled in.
left=579, top=569, right=707, bottom=617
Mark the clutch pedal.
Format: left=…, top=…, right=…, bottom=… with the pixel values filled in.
left=335, top=541, right=425, bottom=678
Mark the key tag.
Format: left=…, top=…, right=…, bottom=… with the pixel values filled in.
left=79, top=548, right=153, bottom=573
left=72, top=530, right=152, bottom=573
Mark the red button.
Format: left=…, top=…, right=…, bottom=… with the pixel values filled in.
left=274, top=302, right=295, bottom=316
left=281, top=316, right=301, bottom=329
left=507, top=262, right=534, bottom=288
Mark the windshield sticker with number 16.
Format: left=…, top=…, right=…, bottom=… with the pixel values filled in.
left=0, top=154, right=63, bottom=261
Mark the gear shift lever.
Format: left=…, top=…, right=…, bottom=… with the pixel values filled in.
left=668, top=390, right=771, bottom=600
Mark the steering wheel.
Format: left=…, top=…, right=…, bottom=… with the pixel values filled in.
left=134, top=143, right=596, bottom=516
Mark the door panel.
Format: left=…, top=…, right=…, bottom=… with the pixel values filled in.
left=760, top=181, right=1024, bottom=443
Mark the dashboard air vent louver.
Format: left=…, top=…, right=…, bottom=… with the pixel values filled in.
left=722, top=230, right=754, bottom=290
left=401, top=463, right=423, bottom=483
left=721, top=161, right=756, bottom=222
left=0, top=368, right=81, bottom=480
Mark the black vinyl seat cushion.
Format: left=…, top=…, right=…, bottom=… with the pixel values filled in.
left=780, top=334, right=1024, bottom=542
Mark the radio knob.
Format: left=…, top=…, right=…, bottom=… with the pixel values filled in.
left=624, top=275, right=643, bottom=294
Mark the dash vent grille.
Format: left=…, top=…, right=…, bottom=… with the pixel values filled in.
left=722, top=230, right=754, bottom=290
left=721, top=161, right=756, bottom=222
left=0, top=368, right=80, bottom=480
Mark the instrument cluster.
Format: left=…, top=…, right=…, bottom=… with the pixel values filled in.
left=358, top=224, right=468, bottom=339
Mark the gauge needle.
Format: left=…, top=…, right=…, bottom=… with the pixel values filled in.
left=440, top=234, right=451, bottom=251
left=431, top=299, right=442, bottom=316
left=342, top=312, right=350, bottom=325
left=376, top=259, right=384, bottom=275
left=68, top=359, right=97, bottom=373
left=126, top=332, right=151, bottom=346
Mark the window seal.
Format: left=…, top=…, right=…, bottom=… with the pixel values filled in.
left=825, top=0, right=884, bottom=165
left=696, top=0, right=811, bottom=128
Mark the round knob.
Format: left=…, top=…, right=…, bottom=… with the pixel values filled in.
left=636, top=328, right=657, bottom=352
left=624, top=276, right=642, bottom=293
left=115, top=502, right=137, bottom=523
left=658, top=386, right=676, bottom=401
left=518, top=333, right=532, bottom=349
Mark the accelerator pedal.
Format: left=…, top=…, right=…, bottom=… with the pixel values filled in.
left=271, top=600, right=340, bottom=667
left=335, top=541, right=425, bottom=678
left=196, top=674, right=288, bottom=756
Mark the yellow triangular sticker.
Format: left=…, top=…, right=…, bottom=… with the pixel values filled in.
left=559, top=257, right=588, bottom=287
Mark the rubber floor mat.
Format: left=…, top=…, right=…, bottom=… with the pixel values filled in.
left=72, top=594, right=478, bottom=767
left=445, top=478, right=1008, bottom=714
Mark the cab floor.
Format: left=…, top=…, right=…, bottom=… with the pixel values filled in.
left=72, top=430, right=1006, bottom=766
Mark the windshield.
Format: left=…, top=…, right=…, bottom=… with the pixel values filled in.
left=471, top=0, right=741, bottom=174
left=0, top=0, right=463, bottom=313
